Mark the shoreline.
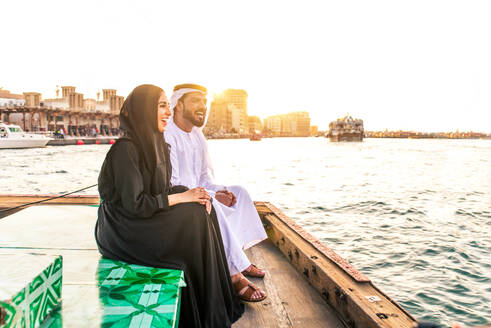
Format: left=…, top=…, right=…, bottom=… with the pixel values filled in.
left=45, top=135, right=491, bottom=146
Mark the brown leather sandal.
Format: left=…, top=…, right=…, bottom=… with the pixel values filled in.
left=233, top=276, right=267, bottom=302
left=242, top=264, right=266, bottom=278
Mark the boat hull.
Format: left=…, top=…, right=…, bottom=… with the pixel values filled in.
left=329, top=133, right=364, bottom=142
left=0, top=138, right=50, bottom=149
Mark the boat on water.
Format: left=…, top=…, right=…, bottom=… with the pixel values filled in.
left=0, top=122, right=51, bottom=149
left=327, top=115, right=364, bottom=142
left=0, top=194, right=419, bottom=327
left=249, top=133, right=262, bottom=141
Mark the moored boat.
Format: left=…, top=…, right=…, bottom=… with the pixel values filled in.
left=0, top=194, right=419, bottom=327
left=0, top=122, right=51, bottom=149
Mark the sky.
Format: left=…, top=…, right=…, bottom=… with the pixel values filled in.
left=2, top=0, right=491, bottom=132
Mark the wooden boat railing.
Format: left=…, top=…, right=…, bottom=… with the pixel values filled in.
left=0, top=194, right=418, bottom=328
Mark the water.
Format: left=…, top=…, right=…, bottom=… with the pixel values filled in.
left=1, top=138, right=490, bottom=326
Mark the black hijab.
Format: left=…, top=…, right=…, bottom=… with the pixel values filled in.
left=119, top=84, right=170, bottom=195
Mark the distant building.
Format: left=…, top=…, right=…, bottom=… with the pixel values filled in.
left=62, top=86, right=76, bottom=98
left=264, top=111, right=310, bottom=136
left=264, top=115, right=282, bottom=135
left=84, top=98, right=97, bottom=112
left=23, top=92, right=41, bottom=107
left=281, top=114, right=295, bottom=136
left=230, top=104, right=243, bottom=133
left=43, top=86, right=78, bottom=110
left=69, top=92, right=84, bottom=110
left=103, top=89, right=124, bottom=114
left=96, top=100, right=110, bottom=113
left=291, top=111, right=310, bottom=136
left=205, top=89, right=249, bottom=134
left=206, top=95, right=231, bottom=133
left=0, top=85, right=123, bottom=135
left=223, top=89, right=248, bottom=134
left=0, top=89, right=25, bottom=107
left=102, top=89, right=116, bottom=100
left=42, top=97, right=70, bottom=110
left=0, top=90, right=25, bottom=124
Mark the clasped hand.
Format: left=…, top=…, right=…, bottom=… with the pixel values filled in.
left=215, top=190, right=237, bottom=207
left=182, top=187, right=212, bottom=214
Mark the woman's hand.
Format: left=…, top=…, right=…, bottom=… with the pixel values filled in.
left=185, top=188, right=212, bottom=214
left=168, top=187, right=212, bottom=214
left=181, top=187, right=211, bottom=204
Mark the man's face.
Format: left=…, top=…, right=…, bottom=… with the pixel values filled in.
left=179, top=92, right=207, bottom=127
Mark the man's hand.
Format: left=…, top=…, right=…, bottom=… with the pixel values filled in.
left=215, top=190, right=237, bottom=207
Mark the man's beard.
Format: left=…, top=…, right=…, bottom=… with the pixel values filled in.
left=183, top=106, right=205, bottom=127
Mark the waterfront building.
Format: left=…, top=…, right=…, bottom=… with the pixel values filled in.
left=23, top=92, right=41, bottom=107
left=0, top=90, right=25, bottom=107
left=230, top=105, right=243, bottom=133
left=96, top=101, right=110, bottom=113
left=290, top=111, right=311, bottom=137
left=62, top=86, right=76, bottom=98
left=264, top=111, right=311, bottom=136
left=281, top=114, right=295, bottom=136
left=42, top=97, right=70, bottom=110
left=264, top=115, right=282, bottom=135
left=0, top=90, right=26, bottom=127
left=102, top=89, right=124, bottom=114
left=205, top=95, right=231, bottom=134
left=84, top=99, right=97, bottom=112
left=222, top=89, right=248, bottom=133
left=69, top=92, right=84, bottom=110
left=204, top=89, right=249, bottom=135
left=0, top=85, right=122, bottom=135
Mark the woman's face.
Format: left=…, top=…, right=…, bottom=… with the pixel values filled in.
left=157, top=92, right=171, bottom=133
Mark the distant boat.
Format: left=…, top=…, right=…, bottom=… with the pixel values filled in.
left=0, top=122, right=51, bottom=149
left=249, top=133, right=262, bottom=141
left=327, top=115, right=364, bottom=142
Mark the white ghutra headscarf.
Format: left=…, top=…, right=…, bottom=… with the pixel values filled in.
left=169, top=86, right=215, bottom=178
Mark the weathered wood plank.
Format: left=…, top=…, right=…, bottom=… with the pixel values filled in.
left=234, top=243, right=293, bottom=328
left=234, top=241, right=345, bottom=328
left=0, top=194, right=99, bottom=208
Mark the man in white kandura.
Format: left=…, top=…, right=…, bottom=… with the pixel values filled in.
left=165, top=83, right=268, bottom=302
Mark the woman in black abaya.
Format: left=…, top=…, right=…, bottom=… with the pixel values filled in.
left=95, top=84, right=244, bottom=327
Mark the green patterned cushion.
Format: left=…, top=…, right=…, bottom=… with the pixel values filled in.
left=0, top=254, right=62, bottom=328
left=96, top=258, right=185, bottom=328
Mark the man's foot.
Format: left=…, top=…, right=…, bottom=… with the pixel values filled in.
left=242, top=264, right=265, bottom=278
left=232, top=274, right=267, bottom=302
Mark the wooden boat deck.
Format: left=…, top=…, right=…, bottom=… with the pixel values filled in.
left=238, top=241, right=344, bottom=327
left=0, top=195, right=417, bottom=327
